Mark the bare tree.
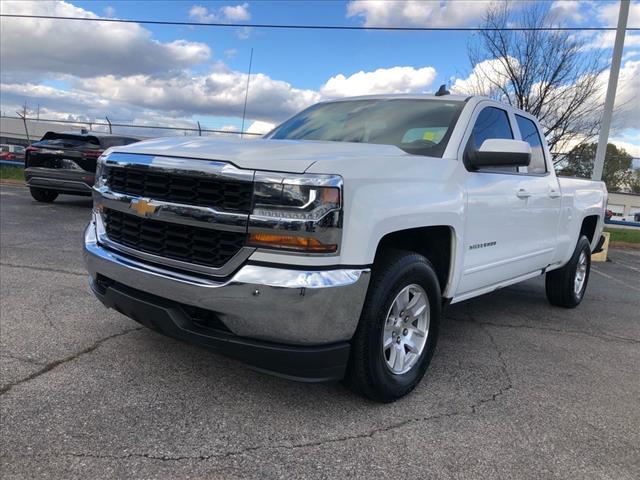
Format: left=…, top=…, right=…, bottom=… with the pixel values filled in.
left=464, top=2, right=604, bottom=154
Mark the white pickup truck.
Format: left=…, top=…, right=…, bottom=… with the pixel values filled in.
left=84, top=94, right=607, bottom=402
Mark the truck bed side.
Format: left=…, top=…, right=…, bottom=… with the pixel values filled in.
left=551, top=177, right=607, bottom=268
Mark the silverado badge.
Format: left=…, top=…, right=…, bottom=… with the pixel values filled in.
left=129, top=198, right=158, bottom=217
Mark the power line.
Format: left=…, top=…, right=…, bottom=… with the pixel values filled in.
left=1, top=14, right=638, bottom=31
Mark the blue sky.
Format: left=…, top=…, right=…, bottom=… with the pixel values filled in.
left=1, top=1, right=639, bottom=154
left=74, top=0, right=474, bottom=88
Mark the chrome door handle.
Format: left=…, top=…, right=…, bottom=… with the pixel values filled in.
left=517, top=189, right=531, bottom=199
left=548, top=189, right=561, bottom=199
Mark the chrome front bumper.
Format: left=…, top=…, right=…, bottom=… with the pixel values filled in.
left=84, top=219, right=370, bottom=345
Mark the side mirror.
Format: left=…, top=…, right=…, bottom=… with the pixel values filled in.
left=467, top=139, right=531, bottom=169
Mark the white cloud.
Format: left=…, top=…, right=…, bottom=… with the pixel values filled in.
left=221, top=3, right=251, bottom=21
left=72, top=65, right=321, bottom=122
left=609, top=136, right=640, bottom=158
left=0, top=87, right=237, bottom=138
left=224, top=48, right=238, bottom=58
left=320, top=66, right=437, bottom=98
left=580, top=31, right=640, bottom=50
left=0, top=1, right=454, bottom=134
left=451, top=57, right=640, bottom=135
left=1, top=83, right=111, bottom=116
left=450, top=58, right=516, bottom=96
left=103, top=5, right=115, bottom=17
left=246, top=120, right=275, bottom=135
left=346, top=0, right=491, bottom=27
left=235, top=26, right=253, bottom=40
left=0, top=1, right=211, bottom=79
left=189, top=3, right=251, bottom=23
left=1, top=62, right=447, bottom=128
left=597, top=1, right=640, bottom=28
left=548, top=1, right=585, bottom=23
left=189, top=5, right=216, bottom=22
left=608, top=60, right=640, bottom=133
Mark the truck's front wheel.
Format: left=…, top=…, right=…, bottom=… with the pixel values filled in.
left=346, top=251, right=441, bottom=403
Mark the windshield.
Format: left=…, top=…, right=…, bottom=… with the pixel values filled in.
left=266, top=99, right=464, bottom=157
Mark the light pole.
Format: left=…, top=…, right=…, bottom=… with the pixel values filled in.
left=592, top=0, right=630, bottom=181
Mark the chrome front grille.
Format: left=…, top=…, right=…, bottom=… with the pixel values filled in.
left=103, top=208, right=247, bottom=269
left=94, top=152, right=256, bottom=276
left=106, top=166, right=253, bottom=213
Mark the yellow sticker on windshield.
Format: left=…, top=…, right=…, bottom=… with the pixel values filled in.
left=423, top=131, right=435, bottom=141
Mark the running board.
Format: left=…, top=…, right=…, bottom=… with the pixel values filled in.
left=450, top=270, right=544, bottom=304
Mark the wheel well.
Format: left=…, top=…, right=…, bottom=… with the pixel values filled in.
left=580, top=215, right=599, bottom=244
left=375, top=226, right=453, bottom=294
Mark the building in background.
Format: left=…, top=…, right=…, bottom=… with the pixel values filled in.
left=607, top=192, right=640, bottom=218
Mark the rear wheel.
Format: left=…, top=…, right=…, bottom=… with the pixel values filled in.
left=345, top=250, right=441, bottom=403
left=29, top=187, right=58, bottom=203
left=545, top=236, right=591, bottom=308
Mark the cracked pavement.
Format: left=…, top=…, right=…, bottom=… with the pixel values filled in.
left=1, top=184, right=639, bottom=479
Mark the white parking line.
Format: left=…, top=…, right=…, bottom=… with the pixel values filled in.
left=591, top=267, right=640, bottom=293
left=614, top=262, right=640, bottom=274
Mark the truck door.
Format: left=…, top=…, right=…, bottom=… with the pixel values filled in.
left=458, top=106, right=553, bottom=295
left=512, top=113, right=562, bottom=268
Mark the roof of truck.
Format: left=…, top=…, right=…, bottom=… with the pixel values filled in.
left=320, top=93, right=472, bottom=103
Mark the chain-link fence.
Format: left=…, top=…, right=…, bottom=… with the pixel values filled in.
left=1, top=115, right=263, bottom=141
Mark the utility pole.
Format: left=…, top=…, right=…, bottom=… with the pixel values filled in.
left=16, top=111, right=30, bottom=144
left=592, top=0, right=629, bottom=181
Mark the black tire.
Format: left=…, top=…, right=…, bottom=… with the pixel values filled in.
left=545, top=236, right=591, bottom=308
left=29, top=187, right=58, bottom=203
left=345, top=250, right=441, bottom=403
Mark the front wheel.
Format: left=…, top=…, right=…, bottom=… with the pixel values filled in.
left=345, top=251, right=441, bottom=403
left=29, top=187, right=58, bottom=203
left=545, top=236, right=591, bottom=308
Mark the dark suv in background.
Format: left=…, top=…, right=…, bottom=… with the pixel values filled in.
left=24, top=130, right=140, bottom=203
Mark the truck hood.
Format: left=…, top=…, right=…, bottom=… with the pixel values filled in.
left=109, top=136, right=409, bottom=174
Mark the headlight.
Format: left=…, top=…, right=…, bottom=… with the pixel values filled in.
left=253, top=181, right=340, bottom=220
left=249, top=173, right=343, bottom=254
left=94, top=154, right=108, bottom=188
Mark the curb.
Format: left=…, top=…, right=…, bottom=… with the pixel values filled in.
left=0, top=179, right=26, bottom=187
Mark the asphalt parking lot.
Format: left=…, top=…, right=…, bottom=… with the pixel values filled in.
left=1, top=183, right=639, bottom=479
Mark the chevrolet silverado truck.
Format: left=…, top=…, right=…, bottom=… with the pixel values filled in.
left=84, top=94, right=607, bottom=402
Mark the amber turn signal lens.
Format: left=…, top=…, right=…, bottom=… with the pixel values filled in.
left=321, top=187, right=340, bottom=205
left=249, top=232, right=337, bottom=253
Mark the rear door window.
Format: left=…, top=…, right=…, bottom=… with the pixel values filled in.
left=516, top=115, right=547, bottom=174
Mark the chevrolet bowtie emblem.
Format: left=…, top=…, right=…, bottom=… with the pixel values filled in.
left=129, top=198, right=158, bottom=217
